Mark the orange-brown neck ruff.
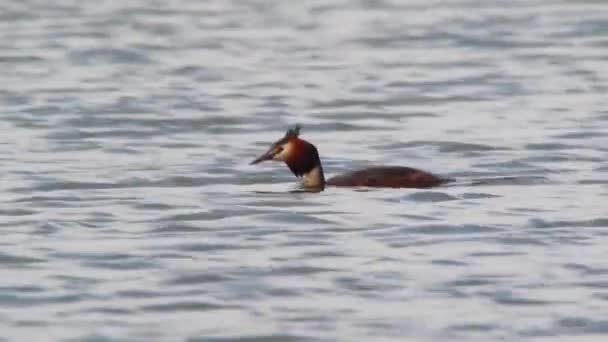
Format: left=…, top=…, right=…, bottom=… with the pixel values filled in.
left=285, top=138, right=322, bottom=177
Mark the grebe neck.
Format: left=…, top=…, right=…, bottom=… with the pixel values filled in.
left=302, top=163, right=325, bottom=190
left=281, top=138, right=326, bottom=191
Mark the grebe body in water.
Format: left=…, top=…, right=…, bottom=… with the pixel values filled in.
left=250, top=125, right=450, bottom=191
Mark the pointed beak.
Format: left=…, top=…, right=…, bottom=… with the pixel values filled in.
left=250, top=148, right=276, bottom=165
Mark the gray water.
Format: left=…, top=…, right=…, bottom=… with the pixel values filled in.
left=1, top=0, right=608, bottom=341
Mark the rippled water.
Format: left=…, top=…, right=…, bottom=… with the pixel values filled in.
left=1, top=0, right=608, bottom=341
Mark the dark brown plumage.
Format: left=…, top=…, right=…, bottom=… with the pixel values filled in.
left=326, top=166, right=447, bottom=188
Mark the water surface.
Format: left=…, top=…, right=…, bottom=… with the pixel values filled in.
left=1, top=0, right=608, bottom=341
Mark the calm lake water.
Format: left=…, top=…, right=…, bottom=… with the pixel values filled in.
left=1, top=0, right=608, bottom=341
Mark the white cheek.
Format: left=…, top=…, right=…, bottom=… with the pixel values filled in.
left=273, top=143, right=292, bottom=161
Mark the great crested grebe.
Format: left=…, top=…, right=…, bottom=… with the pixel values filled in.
left=250, top=125, right=451, bottom=191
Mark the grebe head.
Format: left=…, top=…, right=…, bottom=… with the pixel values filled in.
left=250, top=125, right=301, bottom=165
left=250, top=125, right=324, bottom=186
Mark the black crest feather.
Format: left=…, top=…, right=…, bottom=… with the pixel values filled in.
left=285, top=124, right=301, bottom=138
